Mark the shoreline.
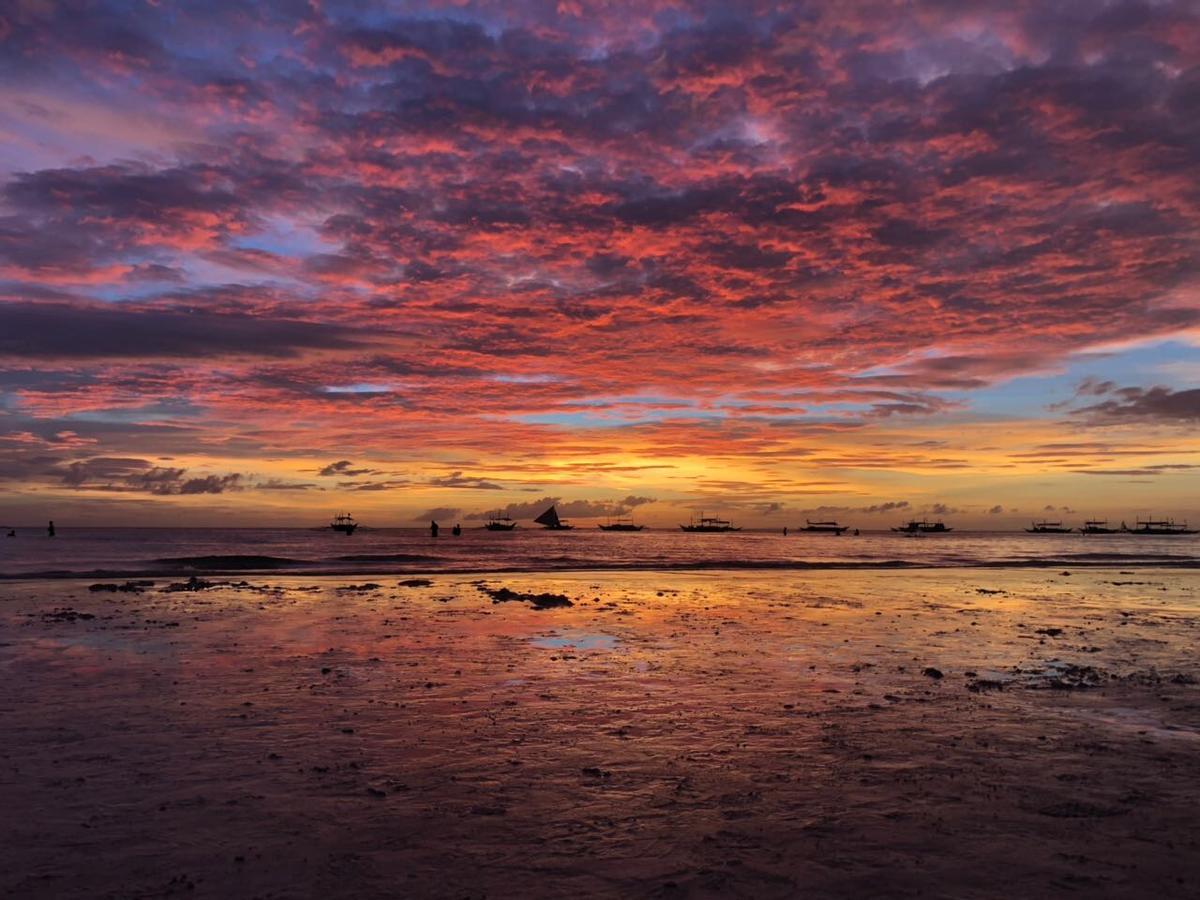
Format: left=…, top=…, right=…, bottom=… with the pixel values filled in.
left=2, top=555, right=1199, bottom=582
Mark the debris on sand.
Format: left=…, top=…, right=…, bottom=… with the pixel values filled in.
left=164, top=576, right=218, bottom=592
left=477, top=585, right=574, bottom=609
left=922, top=667, right=944, bottom=679
left=1036, top=663, right=1106, bottom=690
left=398, top=579, right=433, bottom=588
left=967, top=679, right=1006, bottom=692
left=975, top=588, right=1005, bottom=595
left=1037, top=801, right=1127, bottom=819
left=1036, top=627, right=1064, bottom=637
left=335, top=583, right=382, bottom=593
left=40, top=608, right=96, bottom=622
left=89, top=581, right=155, bottom=593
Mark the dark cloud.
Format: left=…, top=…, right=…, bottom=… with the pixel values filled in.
left=428, top=471, right=504, bottom=490
left=0, top=303, right=364, bottom=360
left=1070, top=385, right=1200, bottom=425
left=412, top=507, right=462, bottom=522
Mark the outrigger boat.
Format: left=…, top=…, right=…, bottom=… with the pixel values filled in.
left=1025, top=519, right=1072, bottom=534
left=800, top=519, right=849, bottom=534
left=1122, top=517, right=1198, bottom=535
left=330, top=513, right=358, bottom=534
left=680, top=515, right=740, bottom=533
left=598, top=515, right=644, bottom=532
left=891, top=519, right=952, bottom=533
left=1079, top=519, right=1118, bottom=534
left=534, top=505, right=574, bottom=530
left=483, top=512, right=517, bottom=531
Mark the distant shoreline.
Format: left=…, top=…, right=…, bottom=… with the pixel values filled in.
left=2, top=556, right=1198, bottom=582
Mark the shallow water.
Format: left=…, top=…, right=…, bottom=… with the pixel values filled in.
left=1, top=567, right=1198, bottom=898
left=1, top=525, right=1196, bottom=577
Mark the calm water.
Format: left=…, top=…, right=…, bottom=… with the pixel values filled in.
left=0, top=526, right=1196, bottom=578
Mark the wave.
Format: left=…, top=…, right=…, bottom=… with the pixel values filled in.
left=153, top=555, right=307, bottom=569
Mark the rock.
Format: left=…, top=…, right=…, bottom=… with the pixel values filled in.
left=1036, top=627, right=1063, bottom=637
left=398, top=579, right=433, bottom=587
left=922, top=667, right=944, bottom=679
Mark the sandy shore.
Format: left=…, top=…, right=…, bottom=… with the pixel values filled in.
left=2, top=568, right=1198, bottom=898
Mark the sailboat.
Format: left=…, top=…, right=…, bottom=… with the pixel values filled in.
left=598, top=515, right=645, bottom=532
left=800, top=519, right=849, bottom=534
left=330, top=513, right=358, bottom=534
left=483, top=512, right=517, bottom=531
left=534, top=505, right=574, bottom=530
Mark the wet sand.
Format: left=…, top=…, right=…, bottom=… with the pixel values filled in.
left=1, top=568, right=1198, bottom=898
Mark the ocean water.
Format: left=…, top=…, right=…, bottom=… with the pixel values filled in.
left=0, top=526, right=1196, bottom=578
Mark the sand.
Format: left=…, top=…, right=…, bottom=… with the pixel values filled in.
left=1, top=568, right=1198, bottom=898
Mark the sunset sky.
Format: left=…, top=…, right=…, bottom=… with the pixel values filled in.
left=1, top=0, right=1197, bottom=528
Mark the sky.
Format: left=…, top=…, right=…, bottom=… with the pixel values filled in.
left=0, top=0, right=1198, bottom=529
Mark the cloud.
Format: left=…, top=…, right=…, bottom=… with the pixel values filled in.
left=0, top=302, right=364, bottom=360
left=428, top=471, right=504, bottom=490
left=1070, top=386, right=1200, bottom=425
left=319, top=460, right=375, bottom=477
left=58, top=457, right=241, bottom=494
left=413, top=507, right=461, bottom=522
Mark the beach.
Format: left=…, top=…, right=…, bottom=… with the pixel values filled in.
left=2, top=566, right=1198, bottom=898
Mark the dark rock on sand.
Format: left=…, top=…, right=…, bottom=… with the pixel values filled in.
left=89, top=581, right=154, bottom=593
left=164, top=576, right=217, bottom=592
left=41, top=608, right=95, bottom=622
left=478, top=585, right=574, bottom=609
left=398, top=579, right=433, bottom=588
left=922, top=667, right=944, bottom=679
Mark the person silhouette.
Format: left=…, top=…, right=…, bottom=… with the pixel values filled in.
left=430, top=520, right=439, bottom=538
left=47, top=520, right=55, bottom=538
left=452, top=523, right=461, bottom=536
left=782, top=526, right=788, bottom=536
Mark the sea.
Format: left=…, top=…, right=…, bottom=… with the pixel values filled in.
left=0, top=526, right=1196, bottom=579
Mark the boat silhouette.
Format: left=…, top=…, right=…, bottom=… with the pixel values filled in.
left=1025, top=519, right=1072, bottom=533
left=1079, top=519, right=1117, bottom=534
left=483, top=512, right=517, bottom=531
left=330, top=513, right=358, bottom=534
left=680, top=515, right=740, bottom=533
left=1122, top=517, right=1198, bottom=535
left=800, top=519, right=849, bottom=534
left=534, top=505, right=574, bottom=530
left=891, top=519, right=952, bottom=533
left=598, top=515, right=645, bottom=532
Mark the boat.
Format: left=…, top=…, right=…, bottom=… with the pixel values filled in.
left=534, top=505, right=574, bottom=530
left=598, top=515, right=645, bottom=532
left=1122, top=517, right=1198, bottom=536
left=800, top=519, right=849, bottom=534
left=1079, top=519, right=1117, bottom=534
left=483, top=512, right=517, bottom=531
left=891, top=519, right=952, bottom=533
left=680, top=515, right=740, bottom=533
left=330, top=513, right=358, bottom=534
left=1025, top=519, right=1072, bottom=534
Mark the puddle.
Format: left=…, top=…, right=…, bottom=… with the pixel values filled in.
left=531, top=630, right=619, bottom=651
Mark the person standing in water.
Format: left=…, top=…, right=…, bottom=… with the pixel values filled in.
left=430, top=520, right=439, bottom=538
left=452, top=523, right=461, bottom=536
left=47, top=520, right=55, bottom=538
